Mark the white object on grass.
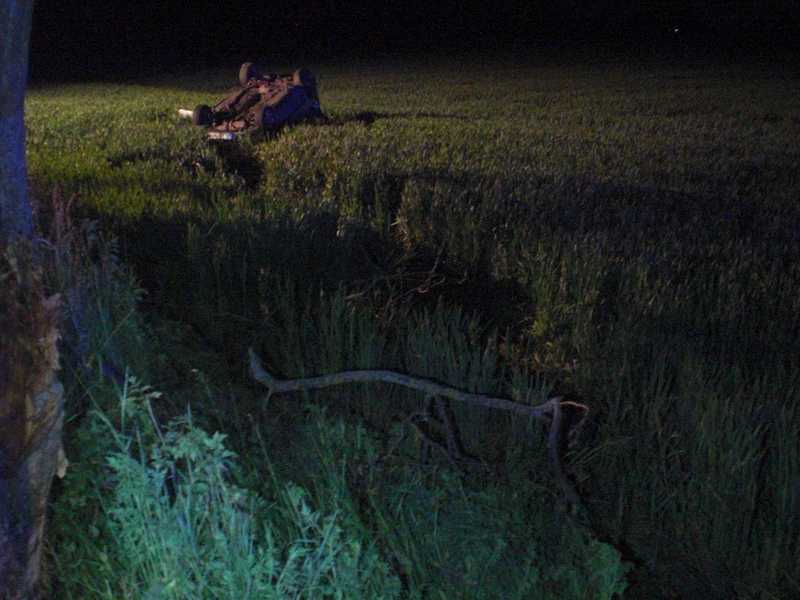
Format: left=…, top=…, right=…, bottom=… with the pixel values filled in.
left=207, top=131, right=237, bottom=141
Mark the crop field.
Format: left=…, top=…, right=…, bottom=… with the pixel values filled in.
left=26, top=58, right=800, bottom=598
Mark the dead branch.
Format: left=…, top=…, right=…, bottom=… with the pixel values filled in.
left=248, top=348, right=588, bottom=506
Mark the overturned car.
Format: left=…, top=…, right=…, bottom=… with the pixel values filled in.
left=180, top=62, right=324, bottom=140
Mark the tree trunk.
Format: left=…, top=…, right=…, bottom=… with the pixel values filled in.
left=1, top=3, right=67, bottom=599
left=1, top=0, right=35, bottom=242
left=0, top=253, right=65, bottom=600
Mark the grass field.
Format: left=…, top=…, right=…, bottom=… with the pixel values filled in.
left=26, top=57, right=800, bottom=598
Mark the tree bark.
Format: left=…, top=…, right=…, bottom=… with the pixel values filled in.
left=0, top=0, right=35, bottom=242
left=1, top=3, right=67, bottom=599
left=1, top=245, right=66, bottom=600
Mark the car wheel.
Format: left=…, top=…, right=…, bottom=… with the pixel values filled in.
left=239, top=62, right=262, bottom=86
left=292, top=68, right=315, bottom=87
left=293, top=68, right=318, bottom=101
left=192, top=105, right=213, bottom=127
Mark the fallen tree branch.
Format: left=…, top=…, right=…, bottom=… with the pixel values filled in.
left=248, top=348, right=588, bottom=506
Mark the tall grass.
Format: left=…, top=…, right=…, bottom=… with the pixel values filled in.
left=28, top=57, right=800, bottom=597
left=51, top=376, right=404, bottom=599
left=50, top=356, right=630, bottom=599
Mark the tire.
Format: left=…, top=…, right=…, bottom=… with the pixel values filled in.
left=192, top=104, right=213, bottom=127
left=239, top=62, right=262, bottom=86
left=292, top=68, right=318, bottom=102
left=292, top=68, right=315, bottom=87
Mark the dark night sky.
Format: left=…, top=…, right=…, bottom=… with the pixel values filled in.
left=29, top=1, right=800, bottom=80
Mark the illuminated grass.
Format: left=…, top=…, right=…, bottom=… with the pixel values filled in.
left=28, top=58, right=800, bottom=598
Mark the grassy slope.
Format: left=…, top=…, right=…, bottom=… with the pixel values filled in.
left=27, top=57, right=800, bottom=598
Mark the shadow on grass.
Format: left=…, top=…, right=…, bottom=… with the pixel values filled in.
left=106, top=141, right=264, bottom=190
left=326, top=111, right=471, bottom=127
left=101, top=160, right=799, bottom=361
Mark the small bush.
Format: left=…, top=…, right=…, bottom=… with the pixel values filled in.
left=52, top=376, right=402, bottom=599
